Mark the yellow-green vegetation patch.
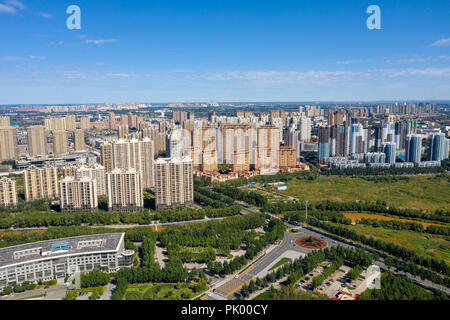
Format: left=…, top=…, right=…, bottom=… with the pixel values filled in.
left=334, top=223, right=450, bottom=263
left=281, top=176, right=450, bottom=211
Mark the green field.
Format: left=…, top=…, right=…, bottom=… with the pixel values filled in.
left=125, top=282, right=207, bottom=300
left=279, top=176, right=450, bottom=211
left=332, top=223, right=450, bottom=263
left=268, top=257, right=292, bottom=271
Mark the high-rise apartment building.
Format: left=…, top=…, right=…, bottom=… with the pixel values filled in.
left=80, top=117, right=91, bottom=130
left=75, top=164, right=107, bottom=197
left=221, top=124, right=251, bottom=172
left=0, top=177, right=17, bottom=207
left=44, top=117, right=66, bottom=131
left=53, top=130, right=68, bottom=154
left=27, top=125, right=47, bottom=157
left=106, top=169, right=143, bottom=211
left=109, top=112, right=116, bottom=130
left=0, top=127, right=17, bottom=162
left=100, top=143, right=113, bottom=172
left=299, top=117, right=312, bottom=142
left=23, top=165, right=59, bottom=201
left=383, top=142, right=397, bottom=165
left=256, top=125, right=280, bottom=172
left=74, top=129, right=86, bottom=151
left=406, top=134, right=422, bottom=164
left=118, top=125, right=129, bottom=139
left=429, top=133, right=449, bottom=161
left=154, top=157, right=193, bottom=210
left=106, top=138, right=155, bottom=189
left=0, top=116, right=10, bottom=128
left=59, top=176, right=98, bottom=212
left=65, top=115, right=76, bottom=131
left=279, top=146, right=297, bottom=168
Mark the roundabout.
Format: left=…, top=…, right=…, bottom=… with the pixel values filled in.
left=295, top=236, right=327, bottom=249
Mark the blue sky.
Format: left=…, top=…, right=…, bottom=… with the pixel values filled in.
left=0, top=0, right=449, bottom=104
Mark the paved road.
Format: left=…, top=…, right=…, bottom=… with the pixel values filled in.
left=208, top=203, right=450, bottom=300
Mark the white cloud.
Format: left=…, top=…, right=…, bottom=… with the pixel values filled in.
left=335, top=60, right=361, bottom=65
left=397, top=57, right=434, bottom=63
left=4, top=0, right=26, bottom=10
left=430, top=38, right=450, bottom=47
left=38, top=12, right=52, bottom=19
left=1, top=55, right=47, bottom=61
left=85, top=39, right=119, bottom=45
left=0, top=3, right=15, bottom=13
left=381, top=67, right=450, bottom=77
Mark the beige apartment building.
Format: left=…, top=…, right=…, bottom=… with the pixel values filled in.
left=221, top=124, right=251, bottom=172
left=0, top=116, right=10, bottom=128
left=74, top=129, right=86, bottom=151
left=44, top=117, right=66, bottom=131
left=109, top=112, right=116, bottom=130
left=106, top=138, right=155, bottom=189
left=59, top=176, right=98, bottom=212
left=75, top=163, right=107, bottom=197
left=23, top=165, right=59, bottom=201
left=100, top=142, right=113, bottom=172
left=0, top=177, right=17, bottom=207
left=0, top=127, right=17, bottom=162
left=256, top=125, right=280, bottom=172
left=154, top=156, right=193, bottom=210
left=66, top=115, right=76, bottom=131
left=279, top=146, right=297, bottom=168
left=27, top=125, right=47, bottom=157
left=106, top=168, right=143, bottom=212
left=53, top=130, right=68, bottom=154
left=79, top=116, right=91, bottom=130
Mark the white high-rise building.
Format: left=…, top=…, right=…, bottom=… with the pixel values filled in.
left=154, top=156, right=193, bottom=210
left=59, top=176, right=98, bottom=212
left=110, top=138, right=155, bottom=189
left=299, top=117, right=312, bottom=142
left=106, top=168, right=143, bottom=212
left=75, top=164, right=107, bottom=197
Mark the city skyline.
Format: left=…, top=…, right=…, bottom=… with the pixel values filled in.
left=0, top=0, right=449, bottom=104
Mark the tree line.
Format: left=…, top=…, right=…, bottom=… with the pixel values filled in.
left=309, top=220, right=450, bottom=280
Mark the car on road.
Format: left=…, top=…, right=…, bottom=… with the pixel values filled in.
left=235, top=274, right=239, bottom=279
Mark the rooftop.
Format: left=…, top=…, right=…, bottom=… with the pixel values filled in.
left=0, top=233, right=124, bottom=268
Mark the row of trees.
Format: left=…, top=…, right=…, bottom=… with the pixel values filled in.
left=358, top=273, right=448, bottom=300
left=0, top=205, right=243, bottom=230
left=212, top=184, right=268, bottom=207
left=358, top=218, right=450, bottom=236
left=311, top=257, right=344, bottom=288
left=158, top=213, right=266, bottom=249
left=309, top=220, right=450, bottom=279
left=80, top=270, right=111, bottom=288
left=264, top=200, right=450, bottom=224
left=321, top=165, right=446, bottom=177
left=207, top=218, right=286, bottom=275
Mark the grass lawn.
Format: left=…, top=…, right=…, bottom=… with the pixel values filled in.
left=268, top=257, right=292, bottom=272
left=279, top=176, right=450, bottom=211
left=125, top=282, right=207, bottom=300
left=331, top=223, right=450, bottom=263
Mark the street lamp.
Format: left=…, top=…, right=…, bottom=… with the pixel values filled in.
left=305, top=200, right=308, bottom=222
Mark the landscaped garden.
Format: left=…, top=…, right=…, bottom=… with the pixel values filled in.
left=124, top=280, right=208, bottom=300
left=295, top=236, right=327, bottom=249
